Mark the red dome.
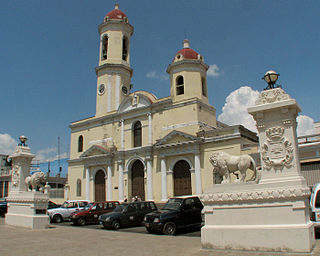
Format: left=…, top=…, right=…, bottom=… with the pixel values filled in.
left=176, top=39, right=199, bottom=60
left=177, top=48, right=199, bottom=60
left=105, top=4, right=127, bottom=20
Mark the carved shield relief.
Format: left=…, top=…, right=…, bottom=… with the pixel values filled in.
left=262, top=127, right=293, bottom=170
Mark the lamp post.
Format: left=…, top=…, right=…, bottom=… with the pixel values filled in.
left=262, top=70, right=280, bottom=90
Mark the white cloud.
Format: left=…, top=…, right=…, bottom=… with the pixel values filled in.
left=218, top=87, right=316, bottom=137
left=207, top=64, right=221, bottom=77
left=146, top=71, right=169, bottom=80
left=0, top=133, right=17, bottom=155
left=297, top=115, right=315, bottom=136
left=218, top=86, right=259, bottom=132
left=35, top=147, right=69, bottom=162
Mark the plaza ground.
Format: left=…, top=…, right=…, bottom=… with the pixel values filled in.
left=1, top=218, right=320, bottom=256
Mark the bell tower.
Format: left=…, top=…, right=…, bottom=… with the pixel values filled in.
left=95, top=4, right=133, bottom=117
left=167, top=39, right=209, bottom=104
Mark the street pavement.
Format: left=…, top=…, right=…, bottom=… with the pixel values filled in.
left=1, top=217, right=320, bottom=256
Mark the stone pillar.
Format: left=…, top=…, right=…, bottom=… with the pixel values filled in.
left=146, top=156, right=153, bottom=200
left=120, top=119, right=124, bottom=150
left=201, top=87, right=315, bottom=253
left=194, top=153, right=202, bottom=195
left=161, top=157, right=167, bottom=201
left=148, top=113, right=152, bottom=145
left=248, top=88, right=306, bottom=185
left=118, top=160, right=124, bottom=201
left=85, top=167, right=90, bottom=201
left=64, top=183, right=70, bottom=200
left=107, top=165, right=112, bottom=201
left=6, top=139, right=49, bottom=229
left=10, top=145, right=34, bottom=192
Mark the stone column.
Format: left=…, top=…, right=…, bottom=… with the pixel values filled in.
left=161, top=157, right=167, bottom=201
left=148, top=113, right=152, bottom=145
left=146, top=156, right=153, bottom=200
left=120, top=119, right=124, bottom=150
left=107, top=165, right=112, bottom=201
left=10, top=145, right=35, bottom=192
left=248, top=88, right=306, bottom=185
left=85, top=167, right=90, bottom=201
left=118, top=160, right=124, bottom=201
left=194, top=153, right=202, bottom=195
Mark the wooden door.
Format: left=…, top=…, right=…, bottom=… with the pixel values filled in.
left=173, top=160, right=192, bottom=196
left=131, top=160, right=145, bottom=200
left=95, top=170, right=106, bottom=201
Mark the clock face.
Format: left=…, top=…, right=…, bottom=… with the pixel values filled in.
left=122, top=86, right=128, bottom=95
left=98, top=84, right=105, bottom=95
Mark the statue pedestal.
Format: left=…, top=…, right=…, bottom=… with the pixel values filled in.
left=5, top=191, right=49, bottom=229
left=201, top=183, right=314, bottom=253
left=201, top=88, right=315, bottom=253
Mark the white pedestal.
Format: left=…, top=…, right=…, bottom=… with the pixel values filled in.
left=201, top=183, right=315, bottom=253
left=5, top=191, right=49, bottom=229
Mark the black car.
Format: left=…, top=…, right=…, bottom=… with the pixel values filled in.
left=144, top=196, right=203, bottom=235
left=0, top=199, right=7, bottom=216
left=99, top=201, right=157, bottom=230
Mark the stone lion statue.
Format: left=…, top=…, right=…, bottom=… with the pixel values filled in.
left=25, top=172, right=47, bottom=191
left=209, top=152, right=257, bottom=184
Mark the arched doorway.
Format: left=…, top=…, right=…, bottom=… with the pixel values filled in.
left=95, top=170, right=106, bottom=201
left=131, top=160, right=145, bottom=200
left=173, top=160, right=192, bottom=196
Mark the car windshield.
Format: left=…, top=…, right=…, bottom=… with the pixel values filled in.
left=61, top=202, right=68, bottom=208
left=113, top=204, right=126, bottom=213
left=83, top=203, right=94, bottom=210
left=162, top=198, right=183, bottom=210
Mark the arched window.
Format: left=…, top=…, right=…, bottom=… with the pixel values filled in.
left=102, top=36, right=108, bottom=60
left=122, top=37, right=128, bottom=61
left=76, top=179, right=81, bottom=197
left=78, top=135, right=83, bottom=152
left=176, top=76, right=184, bottom=95
left=133, top=121, right=142, bottom=147
left=202, top=77, right=207, bottom=97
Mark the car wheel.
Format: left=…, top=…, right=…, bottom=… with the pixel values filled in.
left=53, top=214, right=63, bottom=223
left=78, top=217, right=86, bottom=226
left=163, top=222, right=176, bottom=235
left=112, top=220, right=120, bottom=230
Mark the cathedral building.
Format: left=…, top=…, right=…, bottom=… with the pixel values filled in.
left=67, top=4, right=258, bottom=202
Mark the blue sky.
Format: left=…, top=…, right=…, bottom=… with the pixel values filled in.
left=0, top=0, right=319, bottom=161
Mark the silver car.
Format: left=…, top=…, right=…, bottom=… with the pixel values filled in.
left=48, top=200, right=90, bottom=223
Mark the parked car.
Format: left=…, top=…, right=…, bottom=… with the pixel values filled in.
left=0, top=199, right=7, bottom=216
left=48, top=201, right=60, bottom=210
left=144, top=196, right=203, bottom=235
left=99, top=201, right=157, bottom=230
left=48, top=200, right=90, bottom=223
left=71, top=201, right=119, bottom=226
left=310, top=183, right=320, bottom=227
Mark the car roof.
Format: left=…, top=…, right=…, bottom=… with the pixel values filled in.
left=65, top=200, right=91, bottom=203
left=121, top=201, right=155, bottom=205
left=92, top=201, right=119, bottom=204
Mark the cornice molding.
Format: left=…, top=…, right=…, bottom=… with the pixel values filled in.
left=201, top=185, right=310, bottom=204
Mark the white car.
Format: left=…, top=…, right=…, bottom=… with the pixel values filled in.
left=48, top=200, right=91, bottom=223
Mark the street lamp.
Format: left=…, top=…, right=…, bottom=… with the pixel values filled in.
left=262, top=70, right=280, bottom=90
left=19, top=135, right=28, bottom=146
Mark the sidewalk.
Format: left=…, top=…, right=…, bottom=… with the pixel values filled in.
left=0, top=218, right=319, bottom=256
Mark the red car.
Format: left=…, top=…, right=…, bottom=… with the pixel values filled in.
left=71, top=201, right=119, bottom=226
